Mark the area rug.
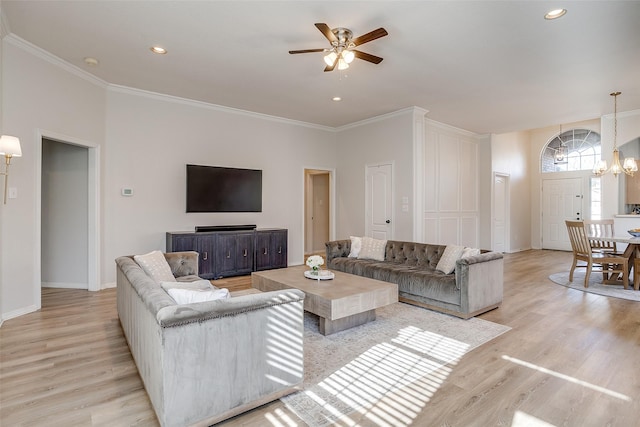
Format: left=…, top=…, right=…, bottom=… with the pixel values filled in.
left=548, top=271, right=640, bottom=301
left=280, top=303, right=510, bottom=427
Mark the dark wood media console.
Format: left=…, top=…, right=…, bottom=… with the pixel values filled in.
left=166, top=227, right=287, bottom=279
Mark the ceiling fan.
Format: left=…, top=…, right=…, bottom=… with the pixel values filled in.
left=289, top=23, right=388, bottom=72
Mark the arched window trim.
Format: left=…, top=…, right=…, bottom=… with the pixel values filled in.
left=541, top=128, right=601, bottom=173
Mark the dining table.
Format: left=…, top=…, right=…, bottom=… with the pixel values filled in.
left=587, top=232, right=640, bottom=289
left=587, top=233, right=640, bottom=258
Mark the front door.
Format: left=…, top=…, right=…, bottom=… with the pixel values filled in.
left=366, top=163, right=393, bottom=240
left=542, top=178, right=583, bottom=250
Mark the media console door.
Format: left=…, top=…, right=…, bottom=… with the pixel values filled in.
left=215, top=232, right=254, bottom=278
left=255, top=229, right=288, bottom=271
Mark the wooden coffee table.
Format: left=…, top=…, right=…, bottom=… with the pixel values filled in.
left=251, top=265, right=398, bottom=335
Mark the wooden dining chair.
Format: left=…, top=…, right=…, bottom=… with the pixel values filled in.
left=565, top=220, right=629, bottom=289
left=583, top=219, right=620, bottom=254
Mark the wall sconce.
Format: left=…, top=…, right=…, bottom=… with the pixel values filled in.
left=0, top=135, right=22, bottom=204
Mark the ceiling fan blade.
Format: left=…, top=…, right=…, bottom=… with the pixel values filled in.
left=315, top=23, right=338, bottom=43
left=289, top=49, right=326, bottom=54
left=324, top=55, right=339, bottom=72
left=353, top=50, right=384, bottom=64
left=352, top=28, right=388, bottom=46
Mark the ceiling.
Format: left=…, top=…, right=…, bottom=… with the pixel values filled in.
left=2, top=1, right=639, bottom=134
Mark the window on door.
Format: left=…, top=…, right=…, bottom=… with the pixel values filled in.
left=541, top=129, right=601, bottom=173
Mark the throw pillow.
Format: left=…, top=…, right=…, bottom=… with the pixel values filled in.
left=160, top=279, right=215, bottom=292
left=348, top=236, right=363, bottom=258
left=436, top=245, right=465, bottom=274
left=461, top=247, right=481, bottom=259
left=357, top=236, right=387, bottom=261
left=134, top=250, right=176, bottom=283
left=167, top=288, right=230, bottom=305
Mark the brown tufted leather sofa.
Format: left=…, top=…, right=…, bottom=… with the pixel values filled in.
left=325, top=240, right=503, bottom=319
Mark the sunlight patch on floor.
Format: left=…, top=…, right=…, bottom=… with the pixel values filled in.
left=279, top=325, right=471, bottom=426
left=512, top=410, right=557, bottom=427
left=502, top=355, right=631, bottom=402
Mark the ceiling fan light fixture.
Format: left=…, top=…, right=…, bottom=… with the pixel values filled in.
left=324, top=51, right=337, bottom=66
left=337, top=58, right=349, bottom=70
left=342, top=50, right=355, bottom=64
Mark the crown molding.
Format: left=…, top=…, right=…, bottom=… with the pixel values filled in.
left=602, top=109, right=640, bottom=120
left=336, top=106, right=429, bottom=131
left=107, top=85, right=336, bottom=132
left=5, top=34, right=108, bottom=88
left=425, top=117, right=479, bottom=138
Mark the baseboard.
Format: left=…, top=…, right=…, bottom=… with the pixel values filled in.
left=42, top=282, right=87, bottom=289
left=102, top=282, right=116, bottom=289
left=1, top=304, right=38, bottom=323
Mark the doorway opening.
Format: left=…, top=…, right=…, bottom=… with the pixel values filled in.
left=304, top=169, right=333, bottom=259
left=35, top=131, right=100, bottom=310
left=492, top=172, right=510, bottom=252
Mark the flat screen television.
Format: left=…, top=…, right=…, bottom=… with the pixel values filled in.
left=186, top=164, right=262, bottom=213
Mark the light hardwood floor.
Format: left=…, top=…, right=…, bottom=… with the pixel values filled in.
left=1, top=250, right=639, bottom=426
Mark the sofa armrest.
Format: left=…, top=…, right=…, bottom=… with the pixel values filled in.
left=155, top=289, right=305, bottom=328
left=164, top=251, right=199, bottom=278
left=455, top=252, right=503, bottom=316
left=325, top=239, right=351, bottom=263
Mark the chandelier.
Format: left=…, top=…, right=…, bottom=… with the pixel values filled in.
left=553, top=125, right=567, bottom=164
left=593, top=91, right=637, bottom=177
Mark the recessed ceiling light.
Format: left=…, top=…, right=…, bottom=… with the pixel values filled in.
left=150, top=46, right=167, bottom=54
left=332, top=96, right=342, bottom=102
left=544, top=8, right=567, bottom=20
left=83, top=57, right=99, bottom=67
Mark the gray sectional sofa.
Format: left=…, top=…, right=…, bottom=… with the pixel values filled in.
left=325, top=239, right=503, bottom=318
left=116, top=251, right=305, bottom=427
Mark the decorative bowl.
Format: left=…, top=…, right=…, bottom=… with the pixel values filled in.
left=628, top=230, right=640, bottom=237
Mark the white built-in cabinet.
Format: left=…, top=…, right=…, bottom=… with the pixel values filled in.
left=423, top=121, right=479, bottom=247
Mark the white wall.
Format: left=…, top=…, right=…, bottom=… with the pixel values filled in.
left=102, top=88, right=336, bottom=284
left=334, top=108, right=418, bottom=241
left=491, top=131, right=531, bottom=252
left=1, top=37, right=106, bottom=319
left=0, top=36, right=338, bottom=319
left=0, top=5, right=6, bottom=323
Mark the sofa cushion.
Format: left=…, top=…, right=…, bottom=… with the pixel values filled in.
left=167, top=287, right=230, bottom=304
left=348, top=236, right=362, bottom=258
left=462, top=247, right=481, bottom=258
left=394, top=269, right=459, bottom=305
left=436, top=245, right=465, bottom=274
left=161, top=279, right=215, bottom=292
left=134, top=250, right=176, bottom=283
left=385, top=241, right=445, bottom=268
left=358, top=237, right=387, bottom=261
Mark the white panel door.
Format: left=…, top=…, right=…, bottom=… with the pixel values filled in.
left=493, top=174, right=508, bottom=253
left=366, top=163, right=393, bottom=240
left=542, top=178, right=583, bottom=250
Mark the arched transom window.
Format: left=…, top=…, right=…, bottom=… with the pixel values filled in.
left=541, top=129, right=601, bottom=173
